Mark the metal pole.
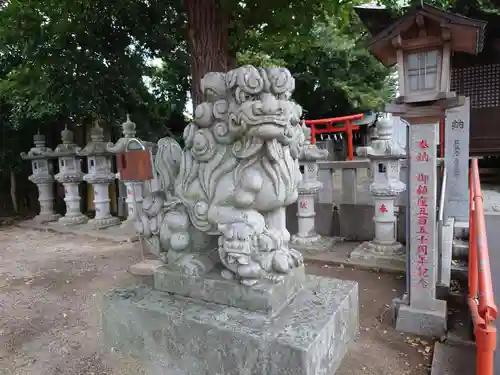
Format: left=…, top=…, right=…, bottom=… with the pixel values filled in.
left=405, top=119, right=411, bottom=302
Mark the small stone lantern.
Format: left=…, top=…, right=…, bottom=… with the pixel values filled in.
left=350, top=119, right=406, bottom=267
left=52, top=127, right=88, bottom=226
left=77, top=122, right=120, bottom=229
left=290, top=123, right=329, bottom=246
left=20, top=133, right=61, bottom=223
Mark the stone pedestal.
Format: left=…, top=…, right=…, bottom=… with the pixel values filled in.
left=58, top=181, right=87, bottom=225
left=350, top=119, right=406, bottom=268
left=103, top=275, right=359, bottom=375
left=291, top=179, right=323, bottom=245
left=88, top=182, right=119, bottom=228
left=78, top=122, right=120, bottom=229
left=21, top=133, right=60, bottom=223
left=52, top=127, right=88, bottom=226
left=34, top=182, right=60, bottom=223
left=121, top=181, right=144, bottom=229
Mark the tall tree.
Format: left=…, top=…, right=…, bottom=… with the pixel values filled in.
left=183, top=0, right=352, bottom=106
left=0, top=0, right=189, bottom=128
left=237, top=3, right=395, bottom=118
left=184, top=0, right=231, bottom=105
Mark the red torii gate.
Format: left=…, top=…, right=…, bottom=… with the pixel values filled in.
left=304, top=113, right=364, bottom=161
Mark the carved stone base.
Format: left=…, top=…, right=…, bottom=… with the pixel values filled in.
left=349, top=241, right=405, bottom=269
left=87, top=216, right=120, bottom=230
left=102, top=276, right=359, bottom=375
left=35, top=213, right=61, bottom=224
left=290, top=235, right=339, bottom=252
left=290, top=233, right=322, bottom=246
left=58, top=213, right=88, bottom=226
left=154, top=265, right=306, bottom=317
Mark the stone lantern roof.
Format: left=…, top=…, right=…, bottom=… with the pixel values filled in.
left=20, top=132, right=54, bottom=160
left=107, top=114, right=156, bottom=154
left=78, top=121, right=111, bottom=156
left=363, top=3, right=486, bottom=67
left=52, top=126, right=81, bottom=156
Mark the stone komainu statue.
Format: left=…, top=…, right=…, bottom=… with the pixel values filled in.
left=135, top=65, right=307, bottom=286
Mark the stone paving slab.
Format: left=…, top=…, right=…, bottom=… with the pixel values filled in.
left=299, top=239, right=405, bottom=274
left=17, top=219, right=138, bottom=243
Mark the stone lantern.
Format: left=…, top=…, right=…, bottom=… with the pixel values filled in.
left=364, top=3, right=486, bottom=337
left=77, top=122, right=120, bottom=229
left=20, top=133, right=60, bottom=223
left=107, top=115, right=154, bottom=229
left=290, top=123, right=329, bottom=246
left=52, top=127, right=88, bottom=226
left=350, top=119, right=406, bottom=266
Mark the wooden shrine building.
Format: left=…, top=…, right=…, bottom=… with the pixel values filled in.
left=356, top=4, right=500, bottom=159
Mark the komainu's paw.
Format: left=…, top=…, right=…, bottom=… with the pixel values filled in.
left=271, top=248, right=303, bottom=273
left=176, top=254, right=214, bottom=276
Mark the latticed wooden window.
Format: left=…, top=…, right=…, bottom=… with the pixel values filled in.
left=406, top=50, right=439, bottom=92
left=451, top=64, right=500, bottom=108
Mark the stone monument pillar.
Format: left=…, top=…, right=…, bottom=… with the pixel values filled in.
left=394, top=114, right=448, bottom=336
left=350, top=119, right=406, bottom=268
left=20, top=133, right=60, bottom=223
left=107, top=115, right=148, bottom=229
left=291, top=123, right=328, bottom=245
left=103, top=66, right=359, bottom=375
left=52, top=127, right=88, bottom=226
left=78, top=122, right=120, bottom=229
left=444, top=97, right=470, bottom=223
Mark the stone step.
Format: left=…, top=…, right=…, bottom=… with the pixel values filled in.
left=453, top=221, right=469, bottom=240
left=431, top=342, right=476, bottom=375
left=433, top=286, right=475, bottom=374
left=446, top=293, right=474, bottom=345
left=451, top=261, right=468, bottom=281
left=452, top=239, right=469, bottom=260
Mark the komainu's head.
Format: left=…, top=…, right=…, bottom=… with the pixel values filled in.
left=185, top=65, right=304, bottom=163
left=225, top=66, right=303, bottom=147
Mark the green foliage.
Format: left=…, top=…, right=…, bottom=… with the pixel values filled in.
left=0, top=0, right=189, bottom=187
left=236, top=2, right=396, bottom=119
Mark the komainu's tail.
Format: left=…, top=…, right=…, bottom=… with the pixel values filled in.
left=155, top=137, right=183, bottom=199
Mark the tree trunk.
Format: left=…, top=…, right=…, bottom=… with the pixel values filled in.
left=10, top=171, right=18, bottom=214
left=184, top=0, right=230, bottom=108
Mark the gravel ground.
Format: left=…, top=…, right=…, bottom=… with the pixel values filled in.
left=0, top=226, right=431, bottom=375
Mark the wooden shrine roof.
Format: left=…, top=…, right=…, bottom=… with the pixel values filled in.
left=355, top=5, right=500, bottom=42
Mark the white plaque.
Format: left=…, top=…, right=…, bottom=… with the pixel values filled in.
left=444, top=97, right=470, bottom=222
